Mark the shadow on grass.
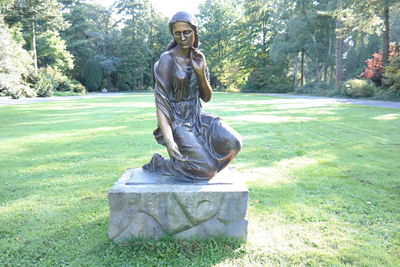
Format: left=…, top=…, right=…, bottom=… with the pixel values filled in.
left=91, top=235, right=245, bottom=266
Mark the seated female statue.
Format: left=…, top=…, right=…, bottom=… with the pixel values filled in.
left=143, top=11, right=241, bottom=180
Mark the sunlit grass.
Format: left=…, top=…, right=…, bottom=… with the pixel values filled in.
left=0, top=92, right=399, bottom=266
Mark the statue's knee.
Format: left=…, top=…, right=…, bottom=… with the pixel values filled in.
left=231, top=134, right=242, bottom=153
left=223, top=132, right=242, bottom=155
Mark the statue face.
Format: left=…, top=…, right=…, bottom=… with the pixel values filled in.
left=172, top=22, right=195, bottom=49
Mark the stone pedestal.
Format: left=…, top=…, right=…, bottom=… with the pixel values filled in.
left=108, top=167, right=248, bottom=242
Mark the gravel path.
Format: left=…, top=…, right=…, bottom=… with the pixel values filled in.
left=0, top=93, right=132, bottom=106
left=265, top=93, right=400, bottom=109
left=0, top=92, right=399, bottom=109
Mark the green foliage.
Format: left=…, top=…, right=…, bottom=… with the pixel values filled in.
left=383, top=55, right=400, bottom=93
left=36, top=31, right=74, bottom=72
left=343, top=78, right=376, bottom=98
left=243, top=57, right=291, bottom=93
left=29, top=66, right=86, bottom=97
left=83, top=58, right=103, bottom=91
left=3, top=0, right=400, bottom=99
left=344, top=34, right=381, bottom=80
left=219, top=58, right=249, bottom=91
left=198, top=0, right=241, bottom=89
left=237, top=0, right=287, bottom=90
left=4, top=0, right=67, bottom=32
left=115, top=0, right=168, bottom=90
left=31, top=68, right=56, bottom=97
left=55, top=76, right=86, bottom=94
left=294, top=81, right=337, bottom=96
left=3, top=0, right=68, bottom=74
left=0, top=16, right=34, bottom=99
left=61, top=2, right=106, bottom=83
left=72, top=82, right=86, bottom=94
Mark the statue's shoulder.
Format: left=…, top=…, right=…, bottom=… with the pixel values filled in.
left=155, top=51, right=173, bottom=73
left=159, top=51, right=174, bottom=63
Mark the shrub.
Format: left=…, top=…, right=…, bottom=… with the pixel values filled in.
left=57, top=79, right=75, bottom=92
left=57, top=77, right=86, bottom=94
left=32, top=69, right=56, bottom=97
left=242, top=61, right=292, bottom=93
left=36, top=31, right=74, bottom=72
left=226, top=87, right=241, bottom=93
left=84, top=58, right=102, bottom=91
left=0, top=81, right=36, bottom=99
left=359, top=52, right=383, bottom=85
left=343, top=79, right=376, bottom=98
left=28, top=67, right=87, bottom=97
left=0, top=17, right=33, bottom=99
left=294, top=82, right=337, bottom=96
left=373, top=89, right=400, bottom=100
left=359, top=43, right=399, bottom=86
left=383, top=55, right=400, bottom=93
left=72, top=82, right=87, bottom=94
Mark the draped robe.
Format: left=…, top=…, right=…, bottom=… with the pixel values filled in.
left=144, top=51, right=242, bottom=180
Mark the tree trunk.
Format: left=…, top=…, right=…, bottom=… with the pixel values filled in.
left=327, top=26, right=333, bottom=83
left=31, top=17, right=38, bottom=74
left=300, top=50, right=304, bottom=86
left=335, top=21, right=343, bottom=89
left=292, top=53, right=299, bottom=89
left=107, top=72, right=112, bottom=88
left=382, top=5, right=390, bottom=66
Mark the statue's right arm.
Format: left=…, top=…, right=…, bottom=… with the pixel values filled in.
left=156, top=108, right=174, bottom=147
left=154, top=53, right=186, bottom=161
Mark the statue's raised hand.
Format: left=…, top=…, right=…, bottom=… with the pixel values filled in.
left=191, top=48, right=207, bottom=75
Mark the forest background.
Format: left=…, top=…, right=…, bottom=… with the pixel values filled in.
left=1, top=0, right=400, bottom=100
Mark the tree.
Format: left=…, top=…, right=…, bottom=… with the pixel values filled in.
left=0, top=16, right=34, bottom=98
left=269, top=0, right=336, bottom=89
left=359, top=51, right=384, bottom=85
left=348, top=0, right=400, bottom=65
left=61, top=2, right=97, bottom=83
left=360, top=42, right=398, bottom=86
left=36, top=31, right=74, bottom=72
left=83, top=58, right=102, bottom=90
left=62, top=2, right=119, bottom=89
left=383, top=53, right=400, bottom=93
left=198, top=0, right=241, bottom=89
left=4, top=0, right=67, bottom=74
left=115, top=0, right=168, bottom=90
left=237, top=0, right=293, bottom=91
left=335, top=0, right=344, bottom=89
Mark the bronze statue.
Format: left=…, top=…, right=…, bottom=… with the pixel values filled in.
left=143, top=11, right=241, bottom=180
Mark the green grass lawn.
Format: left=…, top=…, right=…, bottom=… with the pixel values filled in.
left=0, top=93, right=399, bottom=266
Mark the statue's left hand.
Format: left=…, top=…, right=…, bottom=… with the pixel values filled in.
left=191, top=48, right=207, bottom=75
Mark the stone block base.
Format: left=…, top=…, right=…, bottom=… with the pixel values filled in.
left=108, top=168, right=248, bottom=241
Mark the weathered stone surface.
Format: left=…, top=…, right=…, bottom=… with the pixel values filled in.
left=173, top=192, right=223, bottom=225
left=225, top=219, right=248, bottom=238
left=108, top=167, right=248, bottom=241
left=217, top=191, right=248, bottom=224
left=175, top=218, right=226, bottom=238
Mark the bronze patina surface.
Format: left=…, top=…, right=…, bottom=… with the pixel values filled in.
left=143, top=11, right=241, bottom=180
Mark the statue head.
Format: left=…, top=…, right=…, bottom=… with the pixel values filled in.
left=166, top=11, right=199, bottom=50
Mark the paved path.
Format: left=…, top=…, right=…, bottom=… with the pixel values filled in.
left=1, top=92, right=399, bottom=109
left=265, top=93, right=400, bottom=109
left=0, top=93, right=133, bottom=106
